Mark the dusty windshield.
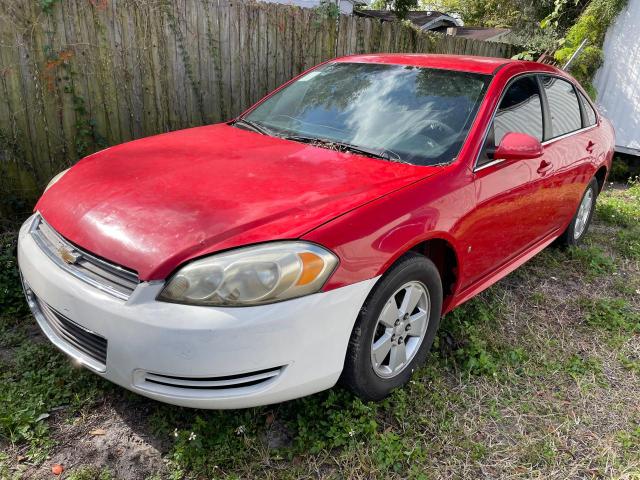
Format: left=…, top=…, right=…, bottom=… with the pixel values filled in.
left=242, top=62, right=490, bottom=166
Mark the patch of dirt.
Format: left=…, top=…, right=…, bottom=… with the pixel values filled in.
left=21, top=401, right=169, bottom=480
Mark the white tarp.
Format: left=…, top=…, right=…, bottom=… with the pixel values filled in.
left=593, top=0, right=640, bottom=153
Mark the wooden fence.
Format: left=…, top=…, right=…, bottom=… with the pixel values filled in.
left=0, top=0, right=519, bottom=217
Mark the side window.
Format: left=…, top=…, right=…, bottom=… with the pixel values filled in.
left=477, top=76, right=543, bottom=167
left=541, top=75, right=582, bottom=138
left=578, top=91, right=597, bottom=127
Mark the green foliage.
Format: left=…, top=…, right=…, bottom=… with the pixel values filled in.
left=554, top=0, right=628, bottom=92
left=567, top=245, right=615, bottom=276
left=39, top=0, right=61, bottom=14
left=372, top=431, right=426, bottom=472
left=437, top=294, right=527, bottom=376
left=315, top=0, right=340, bottom=20
left=284, top=389, right=378, bottom=453
left=596, top=179, right=640, bottom=227
left=541, top=0, right=590, bottom=32
left=615, top=227, right=640, bottom=259
left=371, top=0, right=419, bottom=19
left=616, top=423, right=640, bottom=459
left=0, top=232, right=28, bottom=318
left=581, top=298, right=640, bottom=333
left=609, top=156, right=631, bottom=182
left=563, top=353, right=603, bottom=380
left=150, top=408, right=261, bottom=475
left=0, top=340, right=106, bottom=459
left=65, top=467, right=114, bottom=480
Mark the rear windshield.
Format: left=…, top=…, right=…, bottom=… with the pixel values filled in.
left=243, top=62, right=490, bottom=166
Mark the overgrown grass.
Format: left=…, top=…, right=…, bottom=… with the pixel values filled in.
left=1, top=181, right=639, bottom=478
left=596, top=177, right=640, bottom=227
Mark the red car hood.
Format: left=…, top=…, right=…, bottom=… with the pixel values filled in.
left=37, top=124, right=438, bottom=280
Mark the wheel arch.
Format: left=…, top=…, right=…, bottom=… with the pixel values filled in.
left=594, top=165, right=608, bottom=193
left=376, top=234, right=461, bottom=313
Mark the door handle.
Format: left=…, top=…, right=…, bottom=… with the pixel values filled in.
left=586, top=141, right=596, bottom=153
left=537, top=159, right=552, bottom=174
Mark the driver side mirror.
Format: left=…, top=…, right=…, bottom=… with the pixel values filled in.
left=494, top=132, right=544, bottom=161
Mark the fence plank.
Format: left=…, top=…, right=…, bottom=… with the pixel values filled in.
left=0, top=0, right=520, bottom=215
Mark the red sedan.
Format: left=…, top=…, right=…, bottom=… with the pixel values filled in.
left=18, top=54, right=614, bottom=407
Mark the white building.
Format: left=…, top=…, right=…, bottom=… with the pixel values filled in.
left=593, top=0, right=640, bottom=155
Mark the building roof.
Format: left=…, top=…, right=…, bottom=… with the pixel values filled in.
left=355, top=10, right=511, bottom=42
left=355, top=10, right=459, bottom=29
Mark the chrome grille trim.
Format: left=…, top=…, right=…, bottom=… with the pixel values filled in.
left=30, top=214, right=139, bottom=300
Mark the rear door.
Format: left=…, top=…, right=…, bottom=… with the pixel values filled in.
left=538, top=75, right=597, bottom=229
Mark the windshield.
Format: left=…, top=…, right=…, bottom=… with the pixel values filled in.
left=242, top=62, right=490, bottom=166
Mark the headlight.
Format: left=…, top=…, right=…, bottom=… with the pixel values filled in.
left=158, top=242, right=339, bottom=307
left=43, top=168, right=70, bottom=193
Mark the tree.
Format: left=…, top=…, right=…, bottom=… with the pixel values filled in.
left=369, top=0, right=419, bottom=19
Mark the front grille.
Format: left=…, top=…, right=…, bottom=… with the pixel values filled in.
left=35, top=296, right=108, bottom=367
left=30, top=214, right=139, bottom=300
left=141, top=367, right=283, bottom=392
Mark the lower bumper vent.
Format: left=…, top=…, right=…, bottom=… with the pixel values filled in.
left=141, top=367, right=283, bottom=393
left=34, top=296, right=108, bottom=367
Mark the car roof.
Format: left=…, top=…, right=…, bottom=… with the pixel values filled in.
left=333, top=54, right=561, bottom=76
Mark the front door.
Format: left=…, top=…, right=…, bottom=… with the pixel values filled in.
left=460, top=75, right=556, bottom=289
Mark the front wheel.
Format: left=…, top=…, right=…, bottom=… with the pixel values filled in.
left=340, top=253, right=443, bottom=401
left=558, top=177, right=598, bottom=246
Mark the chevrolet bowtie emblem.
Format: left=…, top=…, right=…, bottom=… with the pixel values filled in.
left=58, top=246, right=80, bottom=264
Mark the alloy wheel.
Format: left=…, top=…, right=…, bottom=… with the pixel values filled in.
left=574, top=188, right=594, bottom=240
left=370, top=281, right=430, bottom=378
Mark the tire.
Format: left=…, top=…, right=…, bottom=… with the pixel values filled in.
left=557, top=177, right=598, bottom=247
left=340, top=252, right=443, bottom=401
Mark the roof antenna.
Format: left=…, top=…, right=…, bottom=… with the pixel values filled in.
left=562, top=38, right=588, bottom=71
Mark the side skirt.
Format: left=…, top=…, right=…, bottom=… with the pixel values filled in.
left=445, top=228, right=561, bottom=313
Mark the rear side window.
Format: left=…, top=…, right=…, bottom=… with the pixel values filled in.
left=541, top=76, right=582, bottom=138
left=578, top=91, right=597, bottom=126
left=477, top=76, right=543, bottom=167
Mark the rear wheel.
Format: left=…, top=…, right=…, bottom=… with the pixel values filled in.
left=558, top=178, right=598, bottom=246
left=341, top=253, right=442, bottom=401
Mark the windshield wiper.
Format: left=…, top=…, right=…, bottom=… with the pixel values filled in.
left=232, top=118, right=274, bottom=136
left=283, top=135, right=403, bottom=162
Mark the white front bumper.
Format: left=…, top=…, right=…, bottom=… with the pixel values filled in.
left=17, top=216, right=378, bottom=409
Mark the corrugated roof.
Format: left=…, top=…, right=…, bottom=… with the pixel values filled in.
left=355, top=10, right=457, bottom=28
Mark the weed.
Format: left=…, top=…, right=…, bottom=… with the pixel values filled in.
left=0, top=341, right=106, bottom=459
left=522, top=437, right=558, bottom=467
left=436, top=293, right=527, bottom=376
left=563, top=354, right=604, bottom=381
left=372, top=431, right=425, bottom=472
left=284, top=389, right=378, bottom=453
left=618, top=352, right=640, bottom=373
left=581, top=298, right=640, bottom=333
left=616, top=424, right=640, bottom=450
left=65, top=466, right=114, bottom=480
left=615, top=226, right=640, bottom=259
left=609, top=156, right=631, bottom=182
left=0, top=232, right=29, bottom=318
left=597, top=180, right=640, bottom=227
left=567, top=245, right=615, bottom=276
left=149, top=407, right=262, bottom=475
